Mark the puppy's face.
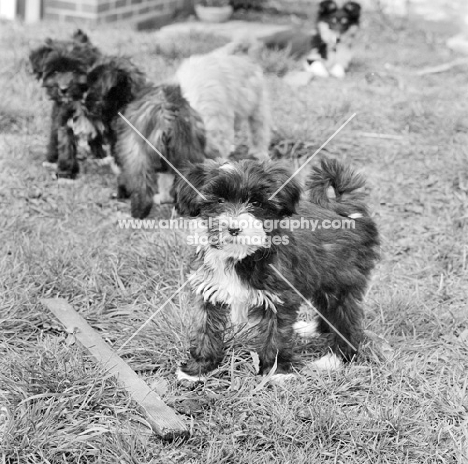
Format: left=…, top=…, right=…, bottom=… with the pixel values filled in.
left=317, top=0, right=361, bottom=46
left=42, top=55, right=87, bottom=103
left=84, top=63, right=129, bottom=117
left=30, top=30, right=93, bottom=90
left=176, top=160, right=301, bottom=260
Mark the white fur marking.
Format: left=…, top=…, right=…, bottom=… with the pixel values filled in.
left=42, top=161, right=58, bottom=171
left=190, top=246, right=282, bottom=325
left=305, top=60, right=330, bottom=78
left=330, top=63, right=346, bottom=79
left=293, top=320, right=319, bottom=338
left=109, top=158, right=121, bottom=176
left=220, top=163, right=236, bottom=173
left=176, top=369, right=206, bottom=382
left=311, top=353, right=342, bottom=371
left=95, top=156, right=114, bottom=167
left=160, top=172, right=176, bottom=203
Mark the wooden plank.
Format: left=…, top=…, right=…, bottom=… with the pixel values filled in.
left=41, top=298, right=188, bottom=440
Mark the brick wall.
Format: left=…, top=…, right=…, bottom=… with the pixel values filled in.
left=43, top=0, right=190, bottom=28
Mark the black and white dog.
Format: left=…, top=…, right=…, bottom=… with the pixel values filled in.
left=261, top=0, right=361, bottom=78
left=175, top=158, right=379, bottom=382
left=310, top=0, right=361, bottom=78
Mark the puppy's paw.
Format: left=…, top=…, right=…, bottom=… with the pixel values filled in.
left=293, top=320, right=319, bottom=338
left=153, top=192, right=174, bottom=206
left=310, top=353, right=342, bottom=371
left=94, top=156, right=113, bottom=167
left=176, top=369, right=206, bottom=383
left=329, top=64, right=346, bottom=79
left=109, top=159, right=121, bottom=176
left=152, top=194, right=161, bottom=207
left=305, top=61, right=329, bottom=78
left=43, top=161, right=58, bottom=171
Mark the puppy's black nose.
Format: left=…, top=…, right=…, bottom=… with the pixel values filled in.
left=228, top=227, right=241, bottom=236
left=306, top=59, right=315, bottom=65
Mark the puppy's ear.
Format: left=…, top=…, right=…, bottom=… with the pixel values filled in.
left=343, top=1, right=361, bottom=21
left=175, top=162, right=210, bottom=217
left=29, top=45, right=53, bottom=79
left=318, top=0, right=337, bottom=17
left=88, top=60, right=143, bottom=103
left=93, top=65, right=121, bottom=96
left=72, top=29, right=90, bottom=43
left=266, top=163, right=302, bottom=216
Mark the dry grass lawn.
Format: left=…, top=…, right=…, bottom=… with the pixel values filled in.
left=0, top=10, right=467, bottom=464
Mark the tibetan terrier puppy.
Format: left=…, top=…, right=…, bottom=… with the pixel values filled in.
left=29, top=30, right=101, bottom=178
left=308, top=0, right=361, bottom=78
left=175, top=42, right=271, bottom=160
left=174, top=158, right=379, bottom=381
left=115, top=83, right=208, bottom=219
left=73, top=56, right=147, bottom=161
left=261, top=0, right=361, bottom=79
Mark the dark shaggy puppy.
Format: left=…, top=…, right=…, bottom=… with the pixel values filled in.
left=29, top=30, right=101, bottom=177
left=175, top=158, right=379, bottom=381
left=115, top=83, right=208, bottom=219
left=74, top=56, right=147, bottom=160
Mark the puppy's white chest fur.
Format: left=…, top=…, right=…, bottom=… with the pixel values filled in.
left=190, top=248, right=280, bottom=325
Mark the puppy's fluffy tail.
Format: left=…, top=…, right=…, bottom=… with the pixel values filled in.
left=307, top=158, right=368, bottom=215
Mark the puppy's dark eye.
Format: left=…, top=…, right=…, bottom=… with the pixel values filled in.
left=249, top=200, right=262, bottom=208
left=217, top=198, right=225, bottom=204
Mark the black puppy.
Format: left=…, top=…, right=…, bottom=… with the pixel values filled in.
left=29, top=30, right=101, bottom=178
left=74, top=56, right=147, bottom=162
left=175, top=158, right=379, bottom=382
left=115, top=83, right=207, bottom=218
